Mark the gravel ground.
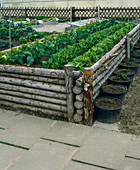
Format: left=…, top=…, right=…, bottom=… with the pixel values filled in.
left=118, top=68, right=140, bottom=136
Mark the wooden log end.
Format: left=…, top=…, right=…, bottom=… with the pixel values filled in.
left=73, top=114, right=83, bottom=123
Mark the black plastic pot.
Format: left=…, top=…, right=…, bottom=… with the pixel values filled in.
left=114, top=69, right=136, bottom=78
left=119, top=62, right=140, bottom=74
left=123, top=58, right=140, bottom=64
left=130, top=53, right=140, bottom=59
left=108, top=75, right=133, bottom=89
left=101, top=84, right=127, bottom=101
left=93, top=96, right=123, bottom=123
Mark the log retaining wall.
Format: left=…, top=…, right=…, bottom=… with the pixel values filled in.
left=0, top=24, right=139, bottom=125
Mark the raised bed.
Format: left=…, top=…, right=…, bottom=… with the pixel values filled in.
left=73, top=23, right=140, bottom=125
left=0, top=22, right=139, bottom=125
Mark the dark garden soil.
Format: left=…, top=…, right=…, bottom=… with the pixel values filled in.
left=123, top=58, right=140, bottom=63
left=95, top=97, right=122, bottom=109
left=130, top=52, right=140, bottom=57
left=0, top=31, right=29, bottom=51
left=109, top=75, right=131, bottom=82
left=118, top=68, right=140, bottom=136
left=102, top=84, right=126, bottom=94
left=120, top=62, right=139, bottom=67
left=114, top=69, right=135, bottom=76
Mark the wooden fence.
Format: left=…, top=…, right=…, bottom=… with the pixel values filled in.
left=0, top=23, right=139, bottom=125
left=74, top=24, right=140, bottom=125
left=1, top=7, right=140, bottom=21
left=0, top=65, right=81, bottom=121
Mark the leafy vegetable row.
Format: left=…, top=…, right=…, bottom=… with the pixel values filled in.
left=0, top=21, right=47, bottom=41
left=43, top=22, right=125, bottom=69
left=0, top=19, right=118, bottom=65
left=69, top=22, right=135, bottom=71
left=41, top=19, right=118, bottom=56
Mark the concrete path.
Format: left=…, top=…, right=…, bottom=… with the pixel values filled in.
left=0, top=109, right=140, bottom=170
left=33, top=22, right=69, bottom=32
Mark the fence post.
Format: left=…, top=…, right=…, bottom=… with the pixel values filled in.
left=126, top=34, right=130, bottom=59
left=25, top=7, right=27, bottom=17
left=64, top=65, right=74, bottom=122
left=84, top=67, right=94, bottom=126
left=97, top=5, right=100, bottom=18
left=70, top=6, right=75, bottom=22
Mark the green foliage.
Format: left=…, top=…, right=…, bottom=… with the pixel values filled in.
left=130, top=58, right=136, bottom=61
left=19, top=37, right=27, bottom=44
left=0, top=20, right=135, bottom=71
left=113, top=86, right=117, bottom=90
left=123, top=69, right=131, bottom=72
left=116, top=74, right=127, bottom=80
left=42, top=18, right=54, bottom=22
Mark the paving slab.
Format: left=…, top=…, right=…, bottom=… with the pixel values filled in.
left=0, top=143, right=27, bottom=170
left=123, top=157, right=140, bottom=170
left=0, top=114, right=56, bottom=148
left=73, top=128, right=132, bottom=170
left=0, top=109, right=23, bottom=129
left=42, top=121, right=92, bottom=146
left=10, top=139, right=78, bottom=170
left=65, top=161, right=107, bottom=170
left=126, top=137, right=140, bottom=159
left=92, top=121, right=120, bottom=132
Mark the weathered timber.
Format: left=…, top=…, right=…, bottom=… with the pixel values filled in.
left=92, top=49, right=126, bottom=87
left=76, top=109, right=83, bottom=115
left=73, top=114, right=83, bottom=123
left=74, top=101, right=83, bottom=109
left=93, top=54, right=126, bottom=95
left=0, top=83, right=66, bottom=100
left=0, top=77, right=66, bottom=93
left=92, top=90, right=100, bottom=100
left=92, top=46, right=126, bottom=79
left=0, top=65, right=66, bottom=79
left=0, top=72, right=65, bottom=85
left=90, top=36, right=126, bottom=72
left=131, top=31, right=140, bottom=45
left=126, top=34, right=130, bottom=59
left=0, top=89, right=66, bottom=106
left=0, top=65, right=81, bottom=79
left=73, top=86, right=83, bottom=94
left=73, top=71, right=82, bottom=79
left=0, top=100, right=67, bottom=118
left=0, top=94, right=67, bottom=112
left=64, top=65, right=74, bottom=122
left=75, top=76, right=84, bottom=87
left=75, top=93, right=84, bottom=102
left=84, top=67, right=93, bottom=125
left=128, top=24, right=140, bottom=37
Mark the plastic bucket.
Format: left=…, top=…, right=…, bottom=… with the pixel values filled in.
left=93, top=96, right=123, bottom=123
left=100, top=83, right=127, bottom=101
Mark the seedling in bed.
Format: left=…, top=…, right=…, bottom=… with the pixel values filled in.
left=113, top=86, right=117, bottom=90
left=104, top=99, right=114, bottom=104
left=127, top=62, right=133, bottom=65
left=116, top=73, right=127, bottom=80
left=130, top=58, right=136, bottom=61
left=109, top=100, right=114, bottom=104
left=123, top=69, right=131, bottom=72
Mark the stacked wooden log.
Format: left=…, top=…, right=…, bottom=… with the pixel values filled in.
left=73, top=77, right=84, bottom=123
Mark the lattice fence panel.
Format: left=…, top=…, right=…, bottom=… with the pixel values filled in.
left=1, top=7, right=70, bottom=18
left=73, top=7, right=97, bottom=19
left=100, top=7, right=140, bottom=20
